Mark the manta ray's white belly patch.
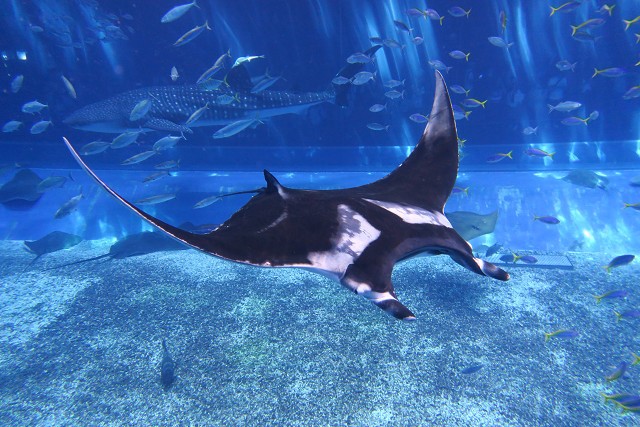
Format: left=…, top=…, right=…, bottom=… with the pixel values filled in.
left=306, top=204, right=380, bottom=278
left=363, top=198, right=452, bottom=227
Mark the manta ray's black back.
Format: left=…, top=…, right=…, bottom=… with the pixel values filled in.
left=63, top=71, right=508, bottom=321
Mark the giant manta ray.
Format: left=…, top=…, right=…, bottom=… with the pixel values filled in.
left=63, top=71, right=509, bottom=321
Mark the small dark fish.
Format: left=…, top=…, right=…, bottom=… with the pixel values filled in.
left=161, top=339, right=176, bottom=390
left=460, top=364, right=483, bottom=374
left=614, top=310, right=640, bottom=322
left=593, top=289, right=629, bottom=304
left=485, top=243, right=502, bottom=258
left=603, top=255, right=635, bottom=273
left=518, top=255, right=538, bottom=264
left=605, top=361, right=629, bottom=382
left=544, top=329, right=579, bottom=341
left=534, top=215, right=560, bottom=224
left=500, top=253, right=517, bottom=263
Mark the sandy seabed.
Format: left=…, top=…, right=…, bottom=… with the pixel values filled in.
left=0, top=240, right=638, bottom=426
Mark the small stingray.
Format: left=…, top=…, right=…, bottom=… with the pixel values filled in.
left=446, top=211, right=498, bottom=241
left=561, top=170, right=608, bottom=190
left=50, top=231, right=189, bottom=269
left=0, top=169, right=44, bottom=210
left=24, top=231, right=83, bottom=268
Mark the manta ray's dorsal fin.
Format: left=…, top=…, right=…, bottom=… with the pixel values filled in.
left=263, top=169, right=284, bottom=194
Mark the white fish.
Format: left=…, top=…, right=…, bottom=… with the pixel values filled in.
left=161, top=0, right=198, bottom=23
left=80, top=141, right=110, bottom=155
left=135, top=193, right=176, bottom=205
left=547, top=101, right=581, bottom=112
left=384, top=90, right=404, bottom=100
left=383, top=79, right=405, bottom=88
left=155, top=160, right=180, bottom=170
left=10, top=75, right=24, bottom=93
left=111, top=131, right=140, bottom=149
left=37, top=176, right=67, bottom=193
left=523, top=126, right=538, bottom=135
left=130, top=99, right=151, bottom=121
left=54, top=193, right=83, bottom=219
left=369, top=104, right=386, bottom=113
left=170, top=66, right=179, bottom=81
left=61, top=75, right=77, bottom=99
left=197, top=79, right=226, bottom=91
left=367, top=123, right=389, bottom=131
left=232, top=55, right=265, bottom=68
left=2, top=120, right=22, bottom=132
left=121, top=150, right=157, bottom=165
left=193, top=195, right=221, bottom=209
left=488, top=36, right=513, bottom=48
left=143, top=171, right=170, bottom=183
left=21, top=100, right=48, bottom=114
left=173, top=21, right=210, bottom=47
left=331, top=76, right=351, bottom=85
left=212, top=118, right=263, bottom=139
left=153, top=135, right=183, bottom=151
left=185, top=103, right=209, bottom=126
left=30, top=120, right=52, bottom=134
left=351, top=71, right=376, bottom=85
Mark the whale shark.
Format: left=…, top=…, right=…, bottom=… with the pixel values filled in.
left=64, top=47, right=381, bottom=134
left=63, top=71, right=509, bottom=320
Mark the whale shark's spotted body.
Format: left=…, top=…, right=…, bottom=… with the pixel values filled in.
left=63, top=71, right=509, bottom=320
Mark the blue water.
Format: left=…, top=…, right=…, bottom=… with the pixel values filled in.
left=1, top=1, right=640, bottom=425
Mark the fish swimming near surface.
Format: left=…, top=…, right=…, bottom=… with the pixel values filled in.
left=160, top=339, right=176, bottom=390
left=0, top=169, right=44, bottom=211
left=62, top=71, right=509, bottom=320
left=49, top=231, right=189, bottom=270
left=445, top=211, right=499, bottom=242
left=23, top=231, right=83, bottom=268
left=63, top=46, right=382, bottom=134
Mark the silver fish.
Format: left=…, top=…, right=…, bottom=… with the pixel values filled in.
left=185, top=104, right=209, bottom=126
left=2, top=120, right=22, bottom=132
left=54, top=193, right=84, bottom=219
left=155, top=160, right=180, bottom=170
left=121, top=150, right=157, bottom=165
left=170, top=66, right=179, bottom=81
left=80, top=141, right=110, bottom=155
left=135, top=193, right=176, bottom=205
left=30, top=120, right=52, bottom=134
left=11, top=75, right=24, bottom=93
left=161, top=0, right=198, bottom=23
left=212, top=118, right=262, bottom=139
left=152, top=135, right=183, bottom=151
left=193, top=195, right=221, bottom=209
left=174, top=21, right=210, bottom=47
left=37, top=176, right=67, bottom=193
left=21, top=100, right=48, bottom=114
left=61, top=75, right=77, bottom=99
left=143, top=171, right=170, bottom=183
left=130, top=99, right=151, bottom=121
left=111, top=131, right=140, bottom=149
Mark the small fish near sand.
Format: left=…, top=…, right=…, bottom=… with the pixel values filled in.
left=593, top=290, right=629, bottom=304
left=544, top=329, right=579, bottom=342
left=614, top=309, right=640, bottom=322
left=603, top=255, right=635, bottom=273
left=161, top=339, right=176, bottom=390
left=605, top=361, right=629, bottom=382
left=460, top=364, right=483, bottom=374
